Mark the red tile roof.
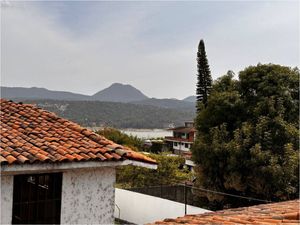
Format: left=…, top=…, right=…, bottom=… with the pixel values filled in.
left=0, top=99, right=156, bottom=165
left=149, top=199, right=299, bottom=225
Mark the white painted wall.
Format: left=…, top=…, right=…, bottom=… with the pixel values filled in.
left=61, top=167, right=116, bottom=224
left=1, top=175, right=13, bottom=225
left=173, top=141, right=191, bottom=151
left=1, top=167, right=116, bottom=225
left=114, top=188, right=210, bottom=224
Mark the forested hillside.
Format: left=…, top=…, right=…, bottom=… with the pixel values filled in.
left=131, top=98, right=195, bottom=109
left=19, top=99, right=195, bottom=128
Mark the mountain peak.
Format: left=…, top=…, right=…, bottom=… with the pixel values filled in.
left=92, top=83, right=148, bottom=103
left=110, top=82, right=124, bottom=87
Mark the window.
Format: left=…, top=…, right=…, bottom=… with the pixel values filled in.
left=185, top=143, right=189, bottom=148
left=12, top=173, right=62, bottom=224
left=174, top=142, right=178, bottom=146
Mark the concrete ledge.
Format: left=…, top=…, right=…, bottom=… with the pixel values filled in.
left=1, top=160, right=157, bottom=175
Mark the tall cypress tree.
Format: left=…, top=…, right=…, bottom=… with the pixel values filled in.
left=196, top=39, right=212, bottom=111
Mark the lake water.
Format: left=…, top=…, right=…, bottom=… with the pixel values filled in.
left=87, top=127, right=172, bottom=139
left=120, top=129, right=172, bottom=139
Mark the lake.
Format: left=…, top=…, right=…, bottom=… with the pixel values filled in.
left=87, top=127, right=172, bottom=139
left=120, top=129, right=172, bottom=139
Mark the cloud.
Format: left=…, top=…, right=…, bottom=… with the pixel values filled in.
left=1, top=2, right=299, bottom=99
left=1, top=2, right=195, bottom=98
left=205, top=1, right=299, bottom=75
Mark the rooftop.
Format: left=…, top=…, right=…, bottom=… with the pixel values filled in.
left=0, top=99, right=156, bottom=166
left=169, top=126, right=196, bottom=133
left=149, top=199, right=299, bottom=225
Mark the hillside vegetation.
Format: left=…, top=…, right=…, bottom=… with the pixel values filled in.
left=193, top=64, right=299, bottom=208
left=19, top=99, right=195, bottom=128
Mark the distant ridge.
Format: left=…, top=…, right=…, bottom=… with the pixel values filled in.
left=0, top=84, right=148, bottom=103
left=0, top=84, right=195, bottom=109
left=183, top=95, right=196, bottom=102
left=0, top=86, right=89, bottom=100
left=91, top=83, right=148, bottom=102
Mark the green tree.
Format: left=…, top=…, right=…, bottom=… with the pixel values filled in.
left=116, top=153, right=192, bottom=188
left=96, top=127, right=142, bottom=151
left=97, top=128, right=192, bottom=188
left=196, top=39, right=212, bottom=110
left=192, top=64, right=299, bottom=208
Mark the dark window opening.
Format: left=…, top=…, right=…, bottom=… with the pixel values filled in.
left=12, top=173, right=62, bottom=224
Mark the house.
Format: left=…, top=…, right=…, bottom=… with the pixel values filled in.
left=164, top=121, right=196, bottom=154
left=148, top=199, right=299, bottom=224
left=0, top=99, right=157, bottom=224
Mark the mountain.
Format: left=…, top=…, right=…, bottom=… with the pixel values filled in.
left=1, top=85, right=194, bottom=108
left=131, top=98, right=195, bottom=109
left=1, top=85, right=196, bottom=128
left=183, top=95, right=196, bottom=102
left=91, top=83, right=148, bottom=102
left=1, top=86, right=89, bottom=101
left=1, top=84, right=148, bottom=103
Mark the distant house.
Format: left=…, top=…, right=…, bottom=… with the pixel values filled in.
left=0, top=99, right=156, bottom=224
left=164, top=121, right=196, bottom=154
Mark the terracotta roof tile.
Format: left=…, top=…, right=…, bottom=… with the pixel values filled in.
left=149, top=200, right=299, bottom=225
left=0, top=99, right=157, bottom=166
left=6, top=155, right=17, bottom=164
left=16, top=154, right=30, bottom=163
left=169, top=126, right=196, bottom=133
left=0, top=155, right=7, bottom=163
left=96, top=153, right=107, bottom=161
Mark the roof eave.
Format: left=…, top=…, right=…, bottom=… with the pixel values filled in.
left=1, top=160, right=157, bottom=175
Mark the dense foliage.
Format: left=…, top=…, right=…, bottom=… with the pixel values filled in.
left=96, top=127, right=142, bottom=151
left=192, top=64, right=299, bottom=206
left=20, top=99, right=195, bottom=128
left=116, top=153, right=191, bottom=188
left=96, top=128, right=191, bottom=188
left=196, top=39, right=212, bottom=109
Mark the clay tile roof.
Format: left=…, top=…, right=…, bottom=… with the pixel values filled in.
left=148, top=199, right=299, bottom=225
left=169, top=126, right=196, bottom=133
left=0, top=99, right=156, bottom=165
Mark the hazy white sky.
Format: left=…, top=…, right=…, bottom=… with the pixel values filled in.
left=1, top=1, right=299, bottom=99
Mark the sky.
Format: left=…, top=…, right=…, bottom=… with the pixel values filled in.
left=1, top=1, right=299, bottom=99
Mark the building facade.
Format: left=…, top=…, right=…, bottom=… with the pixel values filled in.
left=1, top=165, right=117, bottom=224
left=164, top=121, right=196, bottom=154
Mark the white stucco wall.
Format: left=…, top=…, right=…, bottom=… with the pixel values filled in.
left=60, top=167, right=116, bottom=224
left=115, top=188, right=210, bottom=224
left=1, top=175, right=13, bottom=225
left=173, top=142, right=191, bottom=151
left=1, top=167, right=116, bottom=225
